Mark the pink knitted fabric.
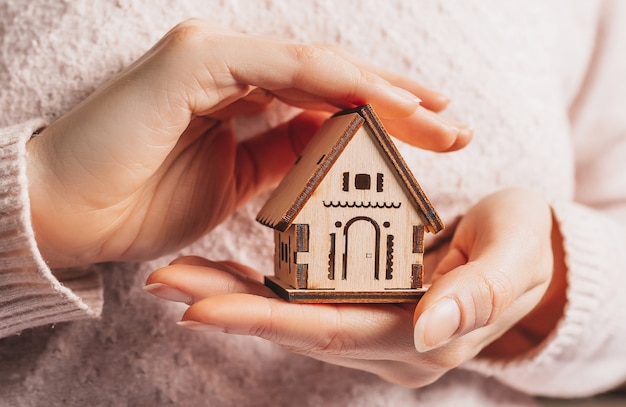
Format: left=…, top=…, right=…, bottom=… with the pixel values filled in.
left=1, top=1, right=625, bottom=405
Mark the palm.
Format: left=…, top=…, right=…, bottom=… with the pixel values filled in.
left=29, top=110, right=319, bottom=267
left=146, top=189, right=560, bottom=387
left=114, top=117, right=241, bottom=261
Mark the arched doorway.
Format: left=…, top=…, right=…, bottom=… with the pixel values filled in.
left=342, top=216, right=381, bottom=280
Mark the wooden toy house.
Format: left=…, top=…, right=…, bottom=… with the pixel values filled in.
left=256, top=104, right=443, bottom=302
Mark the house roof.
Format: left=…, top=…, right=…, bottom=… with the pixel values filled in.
left=256, top=104, right=443, bottom=234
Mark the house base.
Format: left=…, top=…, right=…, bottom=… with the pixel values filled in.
left=265, top=276, right=428, bottom=303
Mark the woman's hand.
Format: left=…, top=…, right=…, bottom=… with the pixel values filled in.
left=26, top=19, right=470, bottom=268
left=145, top=188, right=566, bottom=387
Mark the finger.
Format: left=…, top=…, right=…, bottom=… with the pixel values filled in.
left=383, top=77, right=450, bottom=113
left=316, top=43, right=450, bottom=112
left=223, top=44, right=422, bottom=119
left=179, top=293, right=417, bottom=359
left=207, top=87, right=276, bottom=119
left=214, top=32, right=472, bottom=151
left=158, top=259, right=425, bottom=360
left=443, top=126, right=473, bottom=151
left=384, top=106, right=473, bottom=152
left=169, top=255, right=216, bottom=267
left=268, top=89, right=362, bottom=113
left=414, top=257, right=552, bottom=353
left=168, top=256, right=265, bottom=281
left=430, top=247, right=468, bottom=281
left=412, top=190, right=553, bottom=352
left=234, top=111, right=328, bottom=201
left=246, top=85, right=471, bottom=152
left=160, top=20, right=421, bottom=118
left=207, top=99, right=271, bottom=119
left=146, top=261, right=274, bottom=303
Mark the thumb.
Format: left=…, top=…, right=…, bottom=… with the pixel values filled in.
left=412, top=189, right=553, bottom=352
left=414, top=244, right=545, bottom=352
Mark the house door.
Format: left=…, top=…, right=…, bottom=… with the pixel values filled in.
left=342, top=217, right=381, bottom=281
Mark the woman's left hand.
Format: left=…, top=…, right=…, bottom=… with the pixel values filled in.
left=145, top=188, right=566, bottom=387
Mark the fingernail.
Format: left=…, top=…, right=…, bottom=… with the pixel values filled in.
left=390, top=86, right=422, bottom=104
left=447, top=125, right=461, bottom=137
left=458, top=127, right=473, bottom=140
left=177, top=320, right=224, bottom=332
left=435, top=93, right=451, bottom=107
left=144, top=283, right=194, bottom=305
left=414, top=297, right=461, bottom=352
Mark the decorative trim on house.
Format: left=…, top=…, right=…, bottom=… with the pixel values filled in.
left=256, top=104, right=443, bottom=234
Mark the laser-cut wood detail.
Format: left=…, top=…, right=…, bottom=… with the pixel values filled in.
left=296, top=224, right=309, bottom=252
left=412, top=263, right=424, bottom=289
left=413, top=225, right=425, bottom=254
left=328, top=232, right=336, bottom=280
left=257, top=104, right=442, bottom=302
left=377, top=173, right=384, bottom=192
left=355, top=173, right=371, bottom=190
left=385, top=234, right=394, bottom=280
left=296, top=263, right=308, bottom=289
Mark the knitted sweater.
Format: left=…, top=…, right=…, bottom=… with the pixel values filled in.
left=1, top=0, right=626, bottom=405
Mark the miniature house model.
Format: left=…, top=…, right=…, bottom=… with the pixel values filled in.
left=256, top=104, right=443, bottom=302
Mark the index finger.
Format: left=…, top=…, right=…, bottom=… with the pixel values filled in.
left=180, top=293, right=416, bottom=360
left=163, top=20, right=422, bottom=118
left=314, top=43, right=451, bottom=112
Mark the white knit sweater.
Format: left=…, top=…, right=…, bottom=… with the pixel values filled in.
left=2, top=0, right=626, bottom=405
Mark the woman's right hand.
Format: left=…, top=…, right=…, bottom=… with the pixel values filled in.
left=26, top=19, right=471, bottom=268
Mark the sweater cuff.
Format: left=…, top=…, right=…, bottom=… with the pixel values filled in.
left=0, top=120, right=103, bottom=338
left=462, top=200, right=622, bottom=397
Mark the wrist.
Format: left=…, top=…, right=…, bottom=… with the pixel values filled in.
left=25, top=134, right=74, bottom=267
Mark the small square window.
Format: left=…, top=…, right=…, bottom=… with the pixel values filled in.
left=355, top=173, right=371, bottom=190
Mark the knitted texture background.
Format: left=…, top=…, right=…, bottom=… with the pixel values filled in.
left=2, top=0, right=622, bottom=405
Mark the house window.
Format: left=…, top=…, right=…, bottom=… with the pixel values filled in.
left=280, top=241, right=289, bottom=263
left=343, top=172, right=383, bottom=191
left=355, top=173, right=371, bottom=190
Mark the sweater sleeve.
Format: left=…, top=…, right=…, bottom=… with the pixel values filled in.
left=0, top=119, right=103, bottom=338
left=462, top=0, right=626, bottom=397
